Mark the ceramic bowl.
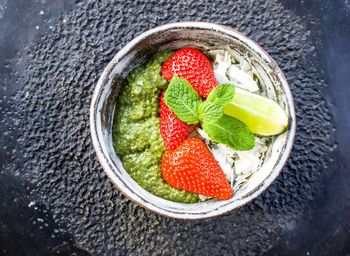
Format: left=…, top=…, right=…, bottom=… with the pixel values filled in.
left=90, top=22, right=296, bottom=219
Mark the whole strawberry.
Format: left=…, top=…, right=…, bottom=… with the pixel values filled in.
left=160, top=92, right=195, bottom=150
left=162, top=137, right=233, bottom=200
left=161, top=48, right=217, bottom=98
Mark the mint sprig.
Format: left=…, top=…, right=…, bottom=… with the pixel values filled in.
left=164, top=77, right=255, bottom=150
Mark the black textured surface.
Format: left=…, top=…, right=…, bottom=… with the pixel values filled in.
left=1, top=0, right=350, bottom=255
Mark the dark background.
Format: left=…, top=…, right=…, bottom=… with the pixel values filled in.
left=0, top=0, right=349, bottom=255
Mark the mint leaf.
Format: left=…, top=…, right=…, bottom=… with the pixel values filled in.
left=199, top=101, right=224, bottom=123
left=164, top=76, right=202, bottom=124
left=206, top=84, right=234, bottom=106
left=198, top=84, right=234, bottom=124
left=202, top=115, right=255, bottom=150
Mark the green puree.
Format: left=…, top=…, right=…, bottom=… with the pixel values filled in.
left=112, top=52, right=199, bottom=203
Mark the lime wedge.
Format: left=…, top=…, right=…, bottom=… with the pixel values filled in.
left=224, top=88, right=289, bottom=136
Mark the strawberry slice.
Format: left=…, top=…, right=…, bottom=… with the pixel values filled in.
left=162, top=137, right=233, bottom=200
left=159, top=92, right=195, bottom=150
left=162, top=48, right=217, bottom=98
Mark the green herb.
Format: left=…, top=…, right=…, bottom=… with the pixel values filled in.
left=203, top=115, right=255, bottom=150
left=164, top=76, right=201, bottom=124
left=199, top=101, right=223, bottom=123
left=199, top=84, right=234, bottom=123
left=164, top=77, right=254, bottom=150
left=206, top=84, right=234, bottom=106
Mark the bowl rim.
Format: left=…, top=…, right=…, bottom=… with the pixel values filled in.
left=90, top=21, right=296, bottom=219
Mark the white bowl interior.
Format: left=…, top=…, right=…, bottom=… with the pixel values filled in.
left=90, top=22, right=295, bottom=219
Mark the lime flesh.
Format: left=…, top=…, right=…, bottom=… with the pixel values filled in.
left=224, top=88, right=289, bottom=136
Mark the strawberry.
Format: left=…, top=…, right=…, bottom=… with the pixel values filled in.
left=159, top=92, right=195, bottom=150
left=162, top=137, right=233, bottom=200
left=162, top=48, right=217, bottom=98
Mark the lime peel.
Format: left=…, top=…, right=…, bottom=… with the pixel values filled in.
left=224, top=87, right=288, bottom=136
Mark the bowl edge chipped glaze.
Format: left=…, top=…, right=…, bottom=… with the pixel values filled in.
left=90, top=22, right=296, bottom=219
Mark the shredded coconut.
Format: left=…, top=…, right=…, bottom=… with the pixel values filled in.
left=208, top=49, right=260, bottom=92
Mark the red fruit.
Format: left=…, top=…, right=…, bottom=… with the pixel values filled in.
left=159, top=92, right=195, bottom=150
left=162, top=137, right=233, bottom=200
left=162, top=48, right=218, bottom=98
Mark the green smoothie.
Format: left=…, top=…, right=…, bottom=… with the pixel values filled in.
left=112, top=52, right=199, bottom=203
